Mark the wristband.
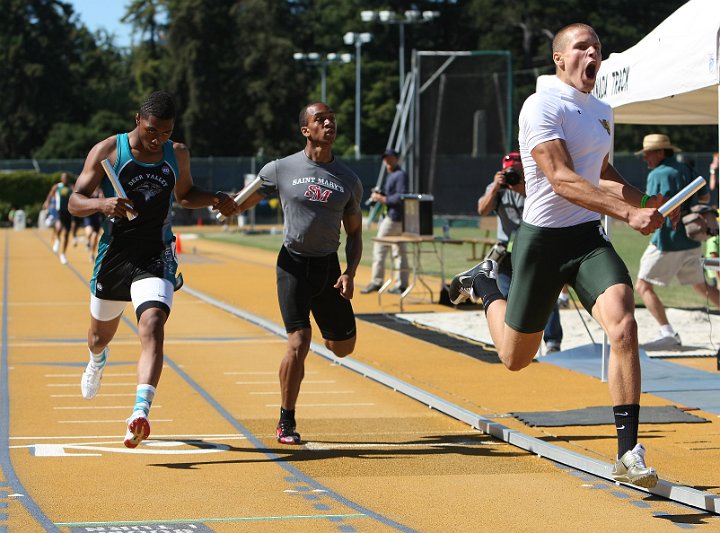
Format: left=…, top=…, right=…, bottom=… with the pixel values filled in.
left=640, top=194, right=650, bottom=208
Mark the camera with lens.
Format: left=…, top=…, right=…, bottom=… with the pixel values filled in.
left=502, top=168, right=521, bottom=187
left=365, top=187, right=385, bottom=207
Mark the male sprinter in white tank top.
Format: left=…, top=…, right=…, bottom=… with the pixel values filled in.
left=449, top=24, right=678, bottom=488
left=70, top=91, right=237, bottom=447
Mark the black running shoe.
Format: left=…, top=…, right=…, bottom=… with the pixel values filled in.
left=448, top=259, right=498, bottom=304
left=276, top=420, right=301, bottom=444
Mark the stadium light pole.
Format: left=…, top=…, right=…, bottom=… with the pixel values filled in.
left=360, top=9, right=439, bottom=98
left=343, top=32, right=373, bottom=160
left=293, top=52, right=353, bottom=102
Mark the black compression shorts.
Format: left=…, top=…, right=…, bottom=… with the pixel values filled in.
left=276, top=245, right=356, bottom=341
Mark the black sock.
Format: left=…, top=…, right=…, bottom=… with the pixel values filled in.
left=280, top=408, right=295, bottom=424
left=471, top=276, right=505, bottom=314
left=613, top=404, right=639, bottom=457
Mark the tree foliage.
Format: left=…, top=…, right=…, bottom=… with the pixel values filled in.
left=0, top=0, right=134, bottom=159
left=0, top=0, right=710, bottom=160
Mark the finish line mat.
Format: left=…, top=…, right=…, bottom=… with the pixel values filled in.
left=356, top=313, right=501, bottom=363
left=511, top=405, right=709, bottom=427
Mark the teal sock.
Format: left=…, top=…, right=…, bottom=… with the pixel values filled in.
left=89, top=347, right=107, bottom=368
left=133, top=384, right=156, bottom=416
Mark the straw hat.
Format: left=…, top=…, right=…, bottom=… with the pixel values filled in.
left=635, top=134, right=680, bottom=155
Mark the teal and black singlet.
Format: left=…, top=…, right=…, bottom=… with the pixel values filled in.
left=90, top=134, right=180, bottom=301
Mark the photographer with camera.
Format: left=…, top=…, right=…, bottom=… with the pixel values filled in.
left=477, top=152, right=563, bottom=352
left=361, top=148, right=409, bottom=294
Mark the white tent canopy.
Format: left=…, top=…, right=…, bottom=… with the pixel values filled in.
left=534, top=0, right=720, bottom=382
left=537, top=0, right=720, bottom=125
left=592, top=0, right=719, bottom=125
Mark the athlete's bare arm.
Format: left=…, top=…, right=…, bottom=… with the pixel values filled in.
left=69, top=136, right=137, bottom=219
left=532, top=139, right=664, bottom=234
left=334, top=210, right=363, bottom=300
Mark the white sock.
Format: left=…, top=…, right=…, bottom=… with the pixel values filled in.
left=660, top=324, right=676, bottom=337
left=89, top=347, right=107, bottom=368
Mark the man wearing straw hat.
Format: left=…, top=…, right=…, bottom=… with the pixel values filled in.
left=635, top=134, right=718, bottom=351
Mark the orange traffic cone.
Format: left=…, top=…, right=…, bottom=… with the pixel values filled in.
left=175, top=233, right=183, bottom=254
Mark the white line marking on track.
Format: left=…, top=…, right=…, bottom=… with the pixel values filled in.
left=236, top=380, right=335, bottom=385
left=45, top=373, right=136, bottom=378
left=50, top=392, right=135, bottom=398
left=31, top=441, right=232, bottom=456
left=304, top=440, right=488, bottom=450
left=47, top=382, right=136, bottom=388
left=57, top=418, right=173, bottom=424
left=10, top=433, right=248, bottom=441
left=250, top=390, right=353, bottom=395
left=53, top=405, right=162, bottom=410
left=265, top=403, right=374, bottom=408
left=224, top=371, right=319, bottom=375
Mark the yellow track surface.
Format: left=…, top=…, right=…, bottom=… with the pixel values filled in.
left=1, top=228, right=718, bottom=532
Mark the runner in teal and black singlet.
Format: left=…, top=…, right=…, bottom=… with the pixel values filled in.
left=91, top=131, right=180, bottom=302
left=69, top=91, right=237, bottom=448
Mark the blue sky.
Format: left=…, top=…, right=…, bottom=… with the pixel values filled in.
left=67, top=0, right=134, bottom=48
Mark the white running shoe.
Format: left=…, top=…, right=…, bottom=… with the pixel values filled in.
left=52, top=239, right=59, bottom=253
left=59, top=253, right=67, bottom=265
left=611, top=443, right=658, bottom=488
left=124, top=411, right=151, bottom=448
left=80, top=363, right=104, bottom=399
left=641, top=332, right=681, bottom=351
left=448, top=259, right=498, bottom=305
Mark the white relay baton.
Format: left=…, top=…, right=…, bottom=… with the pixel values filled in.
left=100, top=159, right=136, bottom=220
left=216, top=176, right=263, bottom=221
left=657, top=176, right=706, bottom=217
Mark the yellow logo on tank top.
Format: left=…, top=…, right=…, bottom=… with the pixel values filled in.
left=599, top=119, right=611, bottom=136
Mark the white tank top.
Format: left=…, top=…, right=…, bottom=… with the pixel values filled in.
left=519, top=75, right=613, bottom=228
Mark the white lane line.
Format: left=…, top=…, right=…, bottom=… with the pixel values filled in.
left=47, top=382, right=136, bottom=388
left=305, top=441, right=489, bottom=450
left=236, top=380, right=335, bottom=385
left=265, top=403, right=374, bottom=408
left=224, top=370, right=319, bottom=375
left=10, top=433, right=250, bottom=441
left=11, top=339, right=282, bottom=347
left=250, top=390, right=354, bottom=395
left=50, top=392, right=135, bottom=398
left=53, top=405, right=162, bottom=410
left=58, top=418, right=173, bottom=424
left=46, top=373, right=136, bottom=378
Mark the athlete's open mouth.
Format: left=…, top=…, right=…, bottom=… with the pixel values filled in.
left=585, top=62, right=597, bottom=79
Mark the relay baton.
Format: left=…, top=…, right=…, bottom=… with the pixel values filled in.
left=216, top=176, right=263, bottom=221
left=657, top=176, right=706, bottom=217
left=100, top=159, right=136, bottom=220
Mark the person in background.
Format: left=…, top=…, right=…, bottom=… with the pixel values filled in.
left=83, top=186, right=104, bottom=262
left=477, top=152, right=563, bottom=352
left=43, top=172, right=73, bottom=264
left=635, top=134, right=718, bottom=350
left=361, top=148, right=409, bottom=295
